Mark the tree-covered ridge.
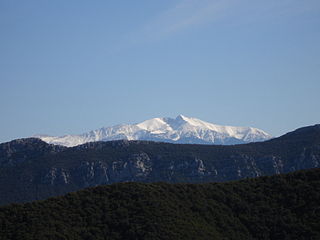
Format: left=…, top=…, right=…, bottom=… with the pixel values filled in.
left=0, top=168, right=319, bottom=240
left=0, top=124, right=319, bottom=206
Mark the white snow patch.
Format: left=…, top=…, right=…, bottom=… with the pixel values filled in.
left=35, top=115, right=272, bottom=147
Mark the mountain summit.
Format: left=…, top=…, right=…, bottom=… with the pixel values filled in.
left=36, top=115, right=271, bottom=147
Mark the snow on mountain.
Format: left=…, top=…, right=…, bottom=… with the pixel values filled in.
left=35, top=115, right=272, bottom=147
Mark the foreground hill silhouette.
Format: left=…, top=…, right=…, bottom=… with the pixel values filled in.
left=0, top=168, right=319, bottom=240
left=0, top=124, right=319, bottom=205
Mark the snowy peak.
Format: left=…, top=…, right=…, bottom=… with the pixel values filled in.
left=175, top=115, right=217, bottom=129
left=36, top=115, right=272, bottom=147
left=175, top=114, right=189, bottom=122
left=136, top=118, right=172, bottom=133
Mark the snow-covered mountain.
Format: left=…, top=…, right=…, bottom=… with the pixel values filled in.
left=35, top=115, right=272, bottom=147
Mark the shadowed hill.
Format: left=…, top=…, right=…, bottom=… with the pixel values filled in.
left=0, top=124, right=319, bottom=205
left=0, top=168, right=319, bottom=240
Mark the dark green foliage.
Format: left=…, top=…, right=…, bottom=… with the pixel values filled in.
left=0, top=168, right=319, bottom=240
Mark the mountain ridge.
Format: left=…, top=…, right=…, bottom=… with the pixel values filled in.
left=0, top=124, right=319, bottom=205
left=35, top=115, right=271, bottom=147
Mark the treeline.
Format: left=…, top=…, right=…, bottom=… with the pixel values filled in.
left=0, top=168, right=319, bottom=240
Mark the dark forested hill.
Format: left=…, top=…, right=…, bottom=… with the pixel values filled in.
left=0, top=168, right=319, bottom=240
left=0, top=124, right=319, bottom=205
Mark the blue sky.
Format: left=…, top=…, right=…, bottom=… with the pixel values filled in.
left=1, top=0, right=320, bottom=142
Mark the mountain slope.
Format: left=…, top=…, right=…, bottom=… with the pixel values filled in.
left=0, top=124, right=319, bottom=205
left=0, top=168, right=319, bottom=240
left=36, top=115, right=271, bottom=147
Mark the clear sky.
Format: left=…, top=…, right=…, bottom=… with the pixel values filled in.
left=1, top=0, right=320, bottom=142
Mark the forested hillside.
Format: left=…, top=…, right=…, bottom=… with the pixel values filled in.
left=0, top=168, right=319, bottom=240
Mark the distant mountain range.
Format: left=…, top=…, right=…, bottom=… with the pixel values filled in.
left=35, top=115, right=272, bottom=147
left=0, top=124, right=319, bottom=205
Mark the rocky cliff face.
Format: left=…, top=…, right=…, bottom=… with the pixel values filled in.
left=0, top=124, right=319, bottom=205
left=39, top=144, right=320, bottom=188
